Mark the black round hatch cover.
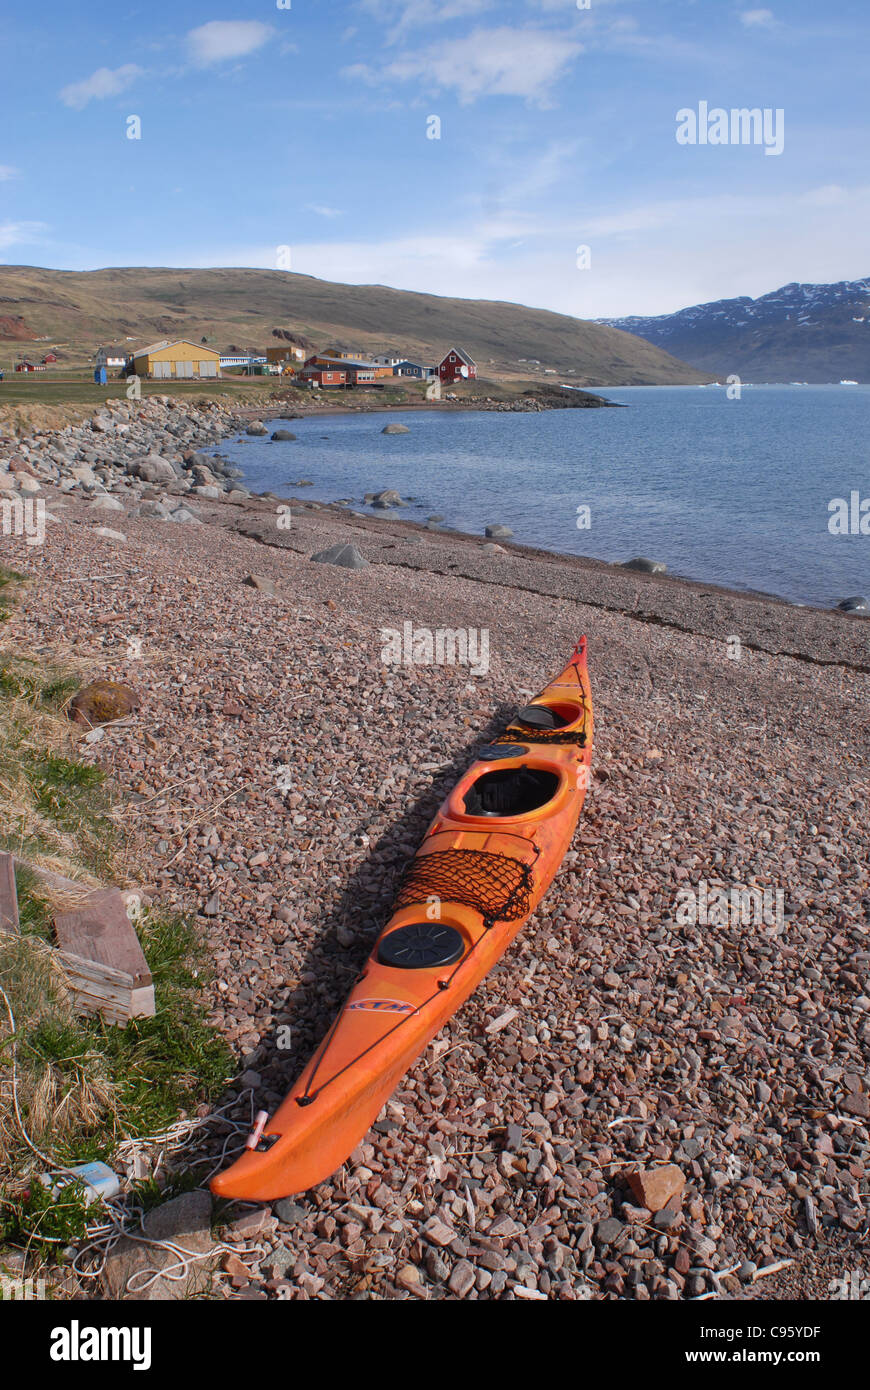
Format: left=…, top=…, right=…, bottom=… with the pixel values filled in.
left=478, top=742, right=528, bottom=760
left=377, top=922, right=465, bottom=969
left=516, top=704, right=561, bottom=729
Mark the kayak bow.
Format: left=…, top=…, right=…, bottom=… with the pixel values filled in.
left=210, top=639, right=593, bottom=1200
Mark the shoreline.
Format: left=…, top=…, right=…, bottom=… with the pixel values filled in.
left=2, top=389, right=866, bottom=628
left=1, top=394, right=868, bottom=1301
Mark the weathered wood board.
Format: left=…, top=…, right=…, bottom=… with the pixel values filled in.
left=53, top=889, right=155, bottom=1024
left=53, top=890, right=151, bottom=987
left=0, top=852, right=20, bottom=934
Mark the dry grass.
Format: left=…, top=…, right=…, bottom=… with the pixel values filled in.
left=0, top=632, right=124, bottom=1186
left=0, top=648, right=114, bottom=881
left=0, top=585, right=232, bottom=1238
left=0, top=935, right=119, bottom=1177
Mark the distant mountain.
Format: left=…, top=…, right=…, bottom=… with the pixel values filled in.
left=0, top=265, right=708, bottom=387
left=600, top=279, right=870, bottom=382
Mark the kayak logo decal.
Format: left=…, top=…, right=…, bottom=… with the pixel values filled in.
left=348, top=998, right=414, bottom=1014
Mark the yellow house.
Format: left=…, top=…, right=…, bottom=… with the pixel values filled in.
left=266, top=345, right=307, bottom=365
left=131, top=340, right=221, bottom=380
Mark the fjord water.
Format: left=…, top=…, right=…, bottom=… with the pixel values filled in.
left=225, top=385, right=870, bottom=609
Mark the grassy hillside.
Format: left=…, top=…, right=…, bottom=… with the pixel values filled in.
left=0, top=265, right=710, bottom=387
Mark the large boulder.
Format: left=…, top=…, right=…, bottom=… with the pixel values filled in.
left=246, top=422, right=268, bottom=437
left=837, top=595, right=868, bottom=613
left=485, top=523, right=513, bottom=539
left=310, top=543, right=369, bottom=569
left=623, top=557, right=667, bottom=574
left=243, top=574, right=278, bottom=594
left=129, top=454, right=179, bottom=484
left=271, top=429, right=297, bottom=441
left=372, top=489, right=403, bottom=508
left=69, top=679, right=139, bottom=728
left=101, top=1191, right=215, bottom=1301
left=137, top=499, right=170, bottom=519
left=382, top=423, right=410, bottom=434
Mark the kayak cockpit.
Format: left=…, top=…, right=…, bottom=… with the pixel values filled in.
left=462, top=765, right=560, bottom=817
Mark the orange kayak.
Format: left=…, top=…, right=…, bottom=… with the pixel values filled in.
left=210, top=639, right=594, bottom=1201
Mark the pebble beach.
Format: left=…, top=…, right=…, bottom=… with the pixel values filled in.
left=2, top=396, right=869, bottom=1301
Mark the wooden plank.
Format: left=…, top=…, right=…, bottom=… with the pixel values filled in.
left=57, top=950, right=156, bottom=1026
left=53, top=890, right=152, bottom=988
left=0, top=852, right=20, bottom=934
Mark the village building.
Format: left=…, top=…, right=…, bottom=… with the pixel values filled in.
left=298, top=355, right=382, bottom=388
left=95, top=347, right=127, bottom=370
left=268, top=330, right=314, bottom=364
left=131, top=339, right=221, bottom=380
left=319, top=346, right=366, bottom=362
left=392, top=360, right=433, bottom=378
left=305, top=353, right=380, bottom=382
left=266, top=344, right=309, bottom=366
left=297, top=362, right=348, bottom=388
left=14, top=360, right=45, bottom=373
left=438, top=347, right=477, bottom=383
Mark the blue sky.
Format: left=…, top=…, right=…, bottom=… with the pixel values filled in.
left=1, top=0, right=868, bottom=316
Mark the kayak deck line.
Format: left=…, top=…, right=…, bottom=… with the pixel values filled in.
left=210, top=638, right=594, bottom=1201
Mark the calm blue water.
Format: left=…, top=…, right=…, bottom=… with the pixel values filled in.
left=220, top=385, right=870, bottom=608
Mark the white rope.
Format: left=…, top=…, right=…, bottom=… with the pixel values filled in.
left=0, top=979, right=83, bottom=1180
left=0, top=988, right=268, bottom=1294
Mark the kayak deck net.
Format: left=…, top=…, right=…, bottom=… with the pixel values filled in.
left=493, top=726, right=587, bottom=746
left=394, top=847, right=537, bottom=930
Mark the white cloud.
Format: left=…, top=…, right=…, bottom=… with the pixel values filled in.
left=0, top=166, right=19, bottom=182
left=170, top=179, right=870, bottom=320
left=740, top=9, right=777, bottom=28
left=187, top=21, right=274, bottom=66
left=306, top=204, right=344, bottom=218
left=59, top=64, right=143, bottom=110
left=0, top=220, right=48, bottom=253
left=360, top=0, right=494, bottom=42
left=347, top=27, right=583, bottom=105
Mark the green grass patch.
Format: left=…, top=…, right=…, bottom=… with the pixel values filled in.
left=0, top=908, right=233, bottom=1254
left=0, top=1178, right=93, bottom=1249
left=0, top=578, right=234, bottom=1264
left=25, top=755, right=106, bottom=826
left=0, top=566, right=24, bottom=623
left=13, top=865, right=53, bottom=942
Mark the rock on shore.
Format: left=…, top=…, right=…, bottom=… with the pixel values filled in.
left=0, top=395, right=248, bottom=512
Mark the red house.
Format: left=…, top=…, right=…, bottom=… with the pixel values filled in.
left=41, top=351, right=58, bottom=364
left=438, top=347, right=477, bottom=383
left=298, top=359, right=347, bottom=388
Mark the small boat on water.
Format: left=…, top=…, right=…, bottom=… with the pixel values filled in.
left=211, top=640, right=594, bottom=1200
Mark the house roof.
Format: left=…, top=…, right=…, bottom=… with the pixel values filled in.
left=134, top=339, right=220, bottom=358
left=308, top=356, right=378, bottom=370
left=441, top=346, right=476, bottom=365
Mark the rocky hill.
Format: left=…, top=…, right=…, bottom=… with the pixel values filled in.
left=600, top=278, right=870, bottom=382
left=0, top=265, right=709, bottom=387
